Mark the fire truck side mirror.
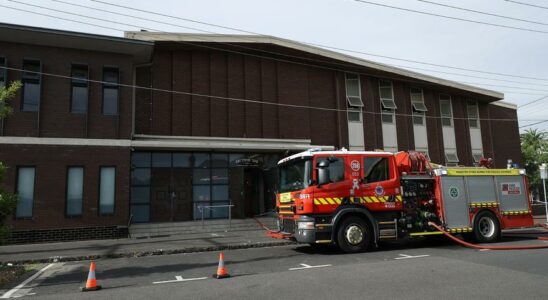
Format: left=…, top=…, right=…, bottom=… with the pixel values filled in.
left=317, top=160, right=330, bottom=186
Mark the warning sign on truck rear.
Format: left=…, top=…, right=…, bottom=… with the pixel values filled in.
left=501, top=182, right=521, bottom=195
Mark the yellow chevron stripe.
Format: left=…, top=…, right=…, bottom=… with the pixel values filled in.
left=314, top=199, right=320, bottom=205
left=396, top=195, right=402, bottom=202
left=319, top=198, right=328, bottom=205
left=326, top=198, right=335, bottom=205
left=365, top=197, right=373, bottom=203
left=334, top=198, right=342, bottom=204
left=371, top=196, right=379, bottom=203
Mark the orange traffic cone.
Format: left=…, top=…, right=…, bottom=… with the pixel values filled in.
left=81, top=261, right=102, bottom=292
left=213, top=252, right=230, bottom=279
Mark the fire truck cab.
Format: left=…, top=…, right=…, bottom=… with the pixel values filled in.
left=274, top=149, right=533, bottom=253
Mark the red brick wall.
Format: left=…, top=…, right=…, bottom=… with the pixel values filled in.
left=0, top=145, right=130, bottom=231
left=485, top=104, right=523, bottom=168
left=0, top=41, right=135, bottom=139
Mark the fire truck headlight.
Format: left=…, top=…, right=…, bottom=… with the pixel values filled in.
left=297, top=221, right=315, bottom=230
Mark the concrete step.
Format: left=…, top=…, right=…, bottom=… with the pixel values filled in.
left=129, top=217, right=278, bottom=238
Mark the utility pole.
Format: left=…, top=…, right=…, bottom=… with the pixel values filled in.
left=540, top=163, right=548, bottom=224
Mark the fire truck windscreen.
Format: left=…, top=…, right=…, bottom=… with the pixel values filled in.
left=279, top=158, right=312, bottom=193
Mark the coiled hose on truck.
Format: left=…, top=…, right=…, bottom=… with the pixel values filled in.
left=428, top=222, right=548, bottom=250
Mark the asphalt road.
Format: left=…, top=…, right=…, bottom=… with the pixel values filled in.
left=3, top=233, right=548, bottom=299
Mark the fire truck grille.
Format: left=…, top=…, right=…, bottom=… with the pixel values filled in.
left=281, top=219, right=296, bottom=234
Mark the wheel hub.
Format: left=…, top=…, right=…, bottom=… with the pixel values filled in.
left=345, top=224, right=364, bottom=245
left=478, top=216, right=495, bottom=238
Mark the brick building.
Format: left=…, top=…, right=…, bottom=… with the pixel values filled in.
left=0, top=23, right=522, bottom=243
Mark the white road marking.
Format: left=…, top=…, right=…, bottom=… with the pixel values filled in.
left=479, top=249, right=490, bottom=251
left=152, top=276, right=208, bottom=285
left=289, top=263, right=332, bottom=271
left=1, top=263, right=55, bottom=299
left=395, top=254, right=430, bottom=260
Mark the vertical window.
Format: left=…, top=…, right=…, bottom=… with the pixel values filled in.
left=16, top=167, right=35, bottom=218
left=410, top=88, right=427, bottom=125
left=467, top=101, right=480, bottom=129
left=364, top=157, right=389, bottom=183
left=439, top=94, right=453, bottom=127
left=99, top=167, right=115, bottom=215
left=102, top=67, right=119, bottom=115
left=66, top=167, right=84, bottom=216
left=345, top=73, right=364, bottom=108
left=317, top=157, right=345, bottom=183
left=379, top=80, right=397, bottom=124
left=22, top=60, right=41, bottom=112
left=0, top=57, right=6, bottom=88
left=71, top=64, right=88, bottom=114
left=345, top=73, right=363, bottom=123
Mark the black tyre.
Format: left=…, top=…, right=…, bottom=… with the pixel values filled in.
left=473, top=211, right=501, bottom=243
left=336, top=216, right=372, bottom=253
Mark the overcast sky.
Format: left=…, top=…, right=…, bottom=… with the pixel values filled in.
left=2, top=0, right=548, bottom=131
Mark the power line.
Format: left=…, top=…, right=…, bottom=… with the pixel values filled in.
left=517, top=95, right=548, bottom=108
left=0, top=65, right=535, bottom=122
left=389, top=64, right=548, bottom=88
left=4, top=0, right=509, bottom=99
left=85, top=0, right=548, bottom=82
left=505, top=0, right=548, bottom=10
left=418, top=0, right=548, bottom=26
left=7, top=1, right=548, bottom=103
left=353, top=0, right=548, bottom=34
left=520, top=119, right=548, bottom=128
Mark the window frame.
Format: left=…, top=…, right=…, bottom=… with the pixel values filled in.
left=344, top=73, right=364, bottom=108
left=315, top=155, right=345, bottom=184
left=0, top=56, right=6, bottom=87
left=98, top=166, right=116, bottom=216
left=379, top=80, right=396, bottom=124
left=467, top=101, right=480, bottom=129
left=472, top=152, right=483, bottom=163
left=410, top=88, right=427, bottom=126
left=65, top=166, right=85, bottom=218
left=363, top=157, right=390, bottom=184
left=15, top=166, right=36, bottom=219
left=70, top=64, right=89, bottom=114
left=439, top=94, right=453, bottom=127
left=445, top=151, right=459, bottom=164
left=347, top=109, right=362, bottom=123
left=102, top=66, right=119, bottom=116
left=21, top=59, right=42, bottom=112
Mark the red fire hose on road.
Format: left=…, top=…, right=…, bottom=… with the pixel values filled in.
left=428, top=222, right=548, bottom=250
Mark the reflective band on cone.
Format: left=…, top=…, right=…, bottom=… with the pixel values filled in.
left=81, top=261, right=102, bottom=292
left=213, top=252, right=230, bottom=279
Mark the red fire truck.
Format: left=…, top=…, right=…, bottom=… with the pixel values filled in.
left=271, top=149, right=534, bottom=253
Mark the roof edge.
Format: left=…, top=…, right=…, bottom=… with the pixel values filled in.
left=125, top=32, right=504, bottom=100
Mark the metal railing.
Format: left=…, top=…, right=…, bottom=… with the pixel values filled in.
left=194, top=204, right=235, bottom=230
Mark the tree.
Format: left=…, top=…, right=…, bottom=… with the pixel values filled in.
left=0, top=81, right=21, bottom=242
left=520, top=128, right=548, bottom=200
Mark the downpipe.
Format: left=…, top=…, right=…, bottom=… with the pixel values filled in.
left=428, top=222, right=548, bottom=250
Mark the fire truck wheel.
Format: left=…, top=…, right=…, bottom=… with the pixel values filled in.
left=473, top=211, right=501, bottom=243
left=336, top=216, right=371, bottom=253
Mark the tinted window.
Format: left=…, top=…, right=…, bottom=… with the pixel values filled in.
left=102, top=67, right=119, bottom=115
left=22, top=60, right=41, bottom=112
left=99, top=167, right=115, bottom=214
left=71, top=65, right=88, bottom=113
left=66, top=167, right=84, bottom=216
left=318, top=157, right=345, bottom=183
left=16, top=167, right=35, bottom=218
left=364, top=157, right=389, bottom=183
left=0, top=57, right=6, bottom=87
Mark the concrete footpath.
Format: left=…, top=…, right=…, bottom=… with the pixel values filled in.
left=2, top=215, right=547, bottom=265
left=0, top=218, right=293, bottom=264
